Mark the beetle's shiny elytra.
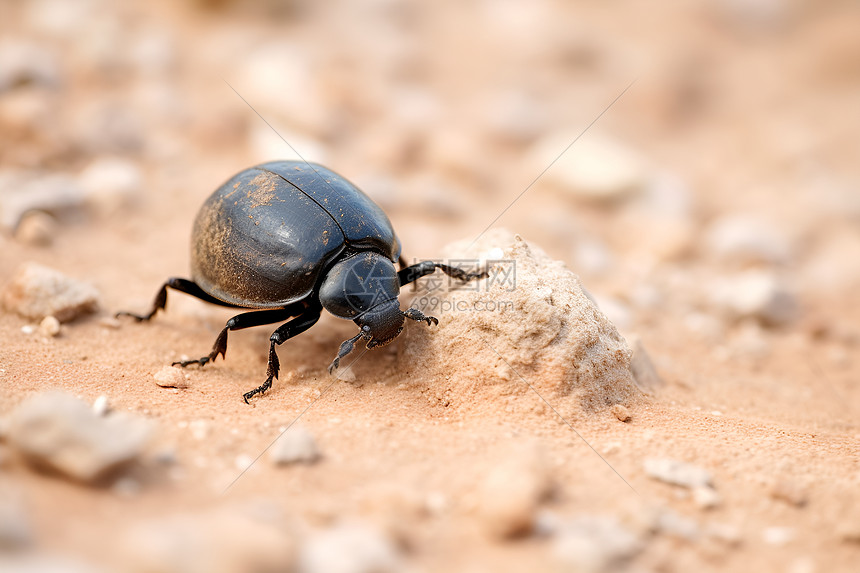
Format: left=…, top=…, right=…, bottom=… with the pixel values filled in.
left=118, top=161, right=486, bottom=403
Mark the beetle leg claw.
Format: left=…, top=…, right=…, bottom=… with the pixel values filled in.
left=243, top=376, right=273, bottom=404
left=329, top=332, right=363, bottom=375
left=402, top=307, right=438, bottom=327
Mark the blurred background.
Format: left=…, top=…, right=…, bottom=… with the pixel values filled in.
left=1, top=0, right=859, bottom=571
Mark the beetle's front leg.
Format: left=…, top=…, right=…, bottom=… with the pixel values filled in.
left=243, top=308, right=322, bottom=404
left=402, top=307, right=438, bottom=326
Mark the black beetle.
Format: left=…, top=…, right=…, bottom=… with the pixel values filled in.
left=118, top=160, right=485, bottom=403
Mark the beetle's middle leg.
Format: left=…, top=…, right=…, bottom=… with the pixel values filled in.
left=173, top=307, right=302, bottom=369
left=243, top=307, right=322, bottom=404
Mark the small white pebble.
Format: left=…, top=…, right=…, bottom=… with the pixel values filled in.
left=39, top=315, right=61, bottom=337
left=152, top=366, right=189, bottom=389
left=270, top=425, right=320, bottom=465
left=92, top=395, right=110, bottom=416
left=763, top=526, right=795, bottom=546
left=14, top=210, right=57, bottom=247
left=611, top=404, right=632, bottom=423
left=644, top=458, right=713, bottom=489
left=21, top=325, right=35, bottom=335
left=693, top=486, right=722, bottom=509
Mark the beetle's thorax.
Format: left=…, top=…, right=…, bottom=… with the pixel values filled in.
left=318, top=252, right=399, bottom=315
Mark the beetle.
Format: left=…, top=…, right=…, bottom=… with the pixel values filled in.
left=118, top=160, right=485, bottom=403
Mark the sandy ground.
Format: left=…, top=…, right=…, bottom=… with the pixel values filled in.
left=1, top=1, right=859, bottom=571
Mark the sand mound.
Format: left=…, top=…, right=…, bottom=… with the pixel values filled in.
left=396, top=230, right=639, bottom=411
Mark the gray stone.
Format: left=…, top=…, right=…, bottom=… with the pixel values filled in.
left=7, top=391, right=151, bottom=483
left=2, top=262, right=100, bottom=323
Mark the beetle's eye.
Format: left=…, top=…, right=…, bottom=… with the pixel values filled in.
left=362, top=325, right=371, bottom=332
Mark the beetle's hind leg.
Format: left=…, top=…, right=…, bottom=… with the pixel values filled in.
left=173, top=308, right=300, bottom=369
left=116, top=278, right=240, bottom=322
left=242, top=308, right=322, bottom=404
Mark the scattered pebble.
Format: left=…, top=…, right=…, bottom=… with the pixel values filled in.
left=77, top=157, right=143, bottom=214
left=0, top=40, right=61, bottom=92
left=656, top=509, right=701, bottom=542
left=38, top=315, right=61, bottom=337
left=537, top=133, right=649, bottom=201
left=6, top=391, right=151, bottom=483
left=152, top=366, right=190, bottom=389
left=269, top=425, right=320, bottom=465
left=762, top=526, right=795, bottom=546
left=553, top=515, right=643, bottom=572
left=704, top=214, right=792, bottom=266
left=629, top=336, right=664, bottom=392
left=0, top=486, right=33, bottom=550
left=120, top=508, right=297, bottom=573
left=2, top=262, right=100, bottom=322
left=14, top=211, right=57, bottom=247
left=769, top=480, right=808, bottom=508
left=0, top=172, right=84, bottom=232
left=611, top=404, right=632, bottom=423
left=708, top=270, right=797, bottom=326
left=644, top=458, right=713, bottom=489
left=476, top=446, right=549, bottom=539
left=299, top=521, right=402, bottom=573
left=693, top=485, right=722, bottom=509
left=91, top=395, right=109, bottom=417
left=706, top=522, right=743, bottom=546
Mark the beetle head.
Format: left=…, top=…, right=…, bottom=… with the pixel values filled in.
left=354, top=299, right=405, bottom=348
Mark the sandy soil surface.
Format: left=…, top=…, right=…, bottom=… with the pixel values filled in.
left=1, top=1, right=859, bottom=571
